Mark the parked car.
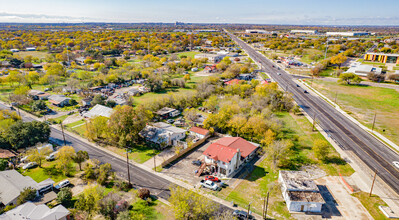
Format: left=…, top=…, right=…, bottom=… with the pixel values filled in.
left=304, top=90, right=308, bottom=93
left=46, top=151, right=58, bottom=161
left=205, top=175, right=219, bottom=182
left=23, top=162, right=37, bottom=170
left=232, top=210, right=254, bottom=220
left=166, top=119, right=175, bottom=124
left=296, top=84, right=300, bottom=87
left=192, top=160, right=202, bottom=166
left=393, top=161, right=399, bottom=169
left=54, top=180, right=70, bottom=190
left=21, top=156, right=29, bottom=163
left=200, top=180, right=219, bottom=191
left=277, top=72, right=281, bottom=75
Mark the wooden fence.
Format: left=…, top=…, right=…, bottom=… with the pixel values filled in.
left=161, top=134, right=211, bottom=168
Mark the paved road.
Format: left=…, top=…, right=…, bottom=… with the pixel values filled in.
left=0, top=102, right=234, bottom=215
left=226, top=30, right=399, bottom=195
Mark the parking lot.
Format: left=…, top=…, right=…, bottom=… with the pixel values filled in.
left=160, top=137, right=220, bottom=186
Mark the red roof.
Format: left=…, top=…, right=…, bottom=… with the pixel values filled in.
left=225, top=79, right=240, bottom=85
left=189, top=127, right=210, bottom=136
left=203, top=143, right=238, bottom=163
left=203, top=137, right=258, bottom=163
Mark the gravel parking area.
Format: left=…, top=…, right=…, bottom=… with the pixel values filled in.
left=160, top=137, right=219, bottom=185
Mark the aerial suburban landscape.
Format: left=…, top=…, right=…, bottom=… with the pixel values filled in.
left=1, top=1, right=399, bottom=219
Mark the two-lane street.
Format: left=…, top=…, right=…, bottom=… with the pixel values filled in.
left=226, top=30, right=399, bottom=195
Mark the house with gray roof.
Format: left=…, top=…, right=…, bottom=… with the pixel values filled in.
left=0, top=170, right=54, bottom=207
left=139, top=122, right=186, bottom=148
left=48, top=95, right=71, bottom=107
left=0, top=202, right=70, bottom=220
left=83, top=104, right=113, bottom=118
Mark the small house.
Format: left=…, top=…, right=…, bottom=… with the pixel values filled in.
left=139, top=122, right=187, bottom=148
left=0, top=202, right=70, bottom=220
left=28, top=90, right=50, bottom=100
left=189, top=127, right=210, bottom=139
left=48, top=95, right=71, bottom=107
left=155, top=107, right=180, bottom=119
left=83, top=104, right=113, bottom=118
left=82, top=98, right=92, bottom=107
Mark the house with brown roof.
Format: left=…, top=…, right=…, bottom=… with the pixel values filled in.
left=189, top=127, right=210, bottom=139
left=202, top=137, right=258, bottom=177
left=0, top=149, right=16, bottom=159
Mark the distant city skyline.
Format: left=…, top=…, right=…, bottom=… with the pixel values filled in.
left=0, top=0, right=398, bottom=25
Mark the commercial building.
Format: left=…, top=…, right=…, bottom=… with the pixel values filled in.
left=194, top=53, right=225, bottom=63
left=364, top=53, right=399, bottom=64
left=290, top=30, right=318, bottom=35
left=202, top=137, right=259, bottom=177
left=346, top=63, right=382, bottom=77
left=279, top=171, right=325, bottom=213
left=245, top=29, right=269, bottom=34
left=326, top=32, right=370, bottom=37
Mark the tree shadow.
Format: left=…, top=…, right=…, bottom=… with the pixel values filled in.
left=324, top=156, right=347, bottom=165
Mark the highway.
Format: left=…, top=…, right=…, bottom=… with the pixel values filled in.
left=226, top=30, right=399, bottom=194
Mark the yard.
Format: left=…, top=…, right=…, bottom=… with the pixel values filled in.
left=133, top=87, right=196, bottom=105
left=14, top=51, right=49, bottom=60
left=310, top=79, right=399, bottom=146
left=176, top=51, right=200, bottom=59
left=107, top=143, right=160, bottom=164
left=19, top=160, right=77, bottom=183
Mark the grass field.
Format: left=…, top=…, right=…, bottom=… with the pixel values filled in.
left=133, top=87, right=196, bottom=105
left=14, top=51, right=49, bottom=59
left=176, top=51, right=200, bottom=59
left=311, top=79, right=399, bottom=146
left=352, top=192, right=389, bottom=220
left=64, top=119, right=86, bottom=136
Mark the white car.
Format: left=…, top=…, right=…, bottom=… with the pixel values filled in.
left=55, top=180, right=70, bottom=190
left=23, top=162, right=37, bottom=170
left=393, top=161, right=399, bottom=169
left=46, top=151, right=58, bottom=161
left=200, top=180, right=219, bottom=191
left=21, top=156, right=29, bottom=163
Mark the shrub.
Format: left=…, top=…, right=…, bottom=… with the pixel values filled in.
left=57, top=187, right=73, bottom=206
left=137, top=188, right=150, bottom=200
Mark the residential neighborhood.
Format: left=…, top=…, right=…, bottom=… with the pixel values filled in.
left=0, top=3, right=399, bottom=219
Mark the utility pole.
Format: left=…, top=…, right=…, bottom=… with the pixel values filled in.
left=262, top=196, right=266, bottom=219
left=371, top=112, right=377, bottom=132
left=246, top=202, right=252, bottom=220
left=126, top=148, right=132, bottom=188
left=60, top=122, right=66, bottom=146
left=369, top=170, right=378, bottom=197
left=324, top=38, right=329, bottom=59
left=153, top=155, right=157, bottom=172
left=265, top=192, right=270, bottom=220
left=312, top=113, right=317, bottom=131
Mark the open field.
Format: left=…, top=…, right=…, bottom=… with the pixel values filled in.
left=133, top=87, right=196, bottom=105
left=107, top=144, right=160, bottom=164
left=176, top=51, right=200, bottom=59
left=310, top=79, right=399, bottom=146
left=14, top=51, right=49, bottom=59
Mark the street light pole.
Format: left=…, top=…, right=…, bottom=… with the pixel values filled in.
left=153, top=155, right=157, bottom=172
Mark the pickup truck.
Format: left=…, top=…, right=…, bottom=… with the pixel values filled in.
left=200, top=180, right=219, bottom=191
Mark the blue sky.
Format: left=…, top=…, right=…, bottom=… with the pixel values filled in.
left=0, top=0, right=398, bottom=25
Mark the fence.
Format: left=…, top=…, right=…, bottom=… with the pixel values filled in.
left=161, top=134, right=211, bottom=168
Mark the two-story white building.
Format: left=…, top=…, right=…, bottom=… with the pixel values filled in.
left=202, top=137, right=258, bottom=177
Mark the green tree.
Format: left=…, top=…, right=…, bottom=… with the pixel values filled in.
left=75, top=184, right=104, bottom=219
left=74, top=150, right=89, bottom=171
left=56, top=146, right=76, bottom=176
left=268, top=140, right=293, bottom=168
left=25, top=146, right=52, bottom=167
left=97, top=163, right=112, bottom=185
left=313, top=139, right=330, bottom=161
left=91, top=94, right=105, bottom=106
left=338, top=72, right=361, bottom=85
left=6, top=121, right=50, bottom=149
left=330, top=53, right=347, bottom=69
left=57, top=187, right=72, bottom=206
left=17, top=187, right=37, bottom=205
left=0, top=158, right=8, bottom=171
left=31, top=100, right=47, bottom=112
left=98, top=192, right=126, bottom=220
left=168, top=186, right=218, bottom=220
